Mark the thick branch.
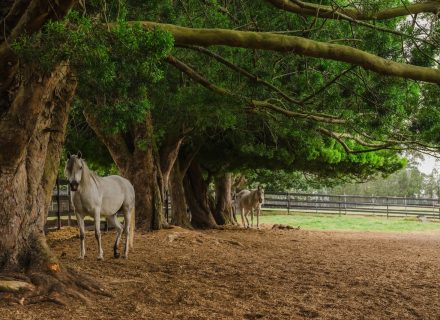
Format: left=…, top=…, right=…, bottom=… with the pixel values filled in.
left=266, top=0, right=437, bottom=48
left=135, top=22, right=440, bottom=84
left=83, top=111, right=132, bottom=172
left=160, top=132, right=185, bottom=191
left=265, top=0, right=440, bottom=21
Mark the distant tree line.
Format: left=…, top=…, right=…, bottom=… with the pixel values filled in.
left=327, top=166, right=440, bottom=198
left=246, top=162, right=440, bottom=198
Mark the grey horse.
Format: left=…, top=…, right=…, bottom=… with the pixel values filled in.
left=65, top=153, right=135, bottom=260
left=236, top=186, right=264, bottom=229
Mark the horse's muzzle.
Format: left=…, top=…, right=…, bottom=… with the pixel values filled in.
left=70, top=181, right=79, bottom=191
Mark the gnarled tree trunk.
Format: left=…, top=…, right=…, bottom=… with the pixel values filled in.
left=85, top=112, right=166, bottom=231
left=0, top=0, right=107, bottom=305
left=184, top=160, right=218, bottom=229
left=169, top=160, right=192, bottom=228
left=213, top=172, right=236, bottom=225
left=0, top=65, right=75, bottom=272
left=0, top=64, right=104, bottom=304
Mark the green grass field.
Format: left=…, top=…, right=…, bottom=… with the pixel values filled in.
left=256, top=211, right=440, bottom=232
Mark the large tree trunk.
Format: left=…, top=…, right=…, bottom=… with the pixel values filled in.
left=0, top=64, right=104, bottom=304
left=213, top=172, right=236, bottom=225
left=184, top=161, right=218, bottom=229
left=0, top=64, right=75, bottom=271
left=85, top=112, right=166, bottom=231
left=169, top=159, right=192, bottom=228
left=0, top=0, right=109, bottom=305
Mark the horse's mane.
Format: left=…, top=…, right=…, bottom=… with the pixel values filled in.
left=80, top=158, right=101, bottom=186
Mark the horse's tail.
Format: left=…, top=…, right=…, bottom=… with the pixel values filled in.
left=129, top=207, right=135, bottom=250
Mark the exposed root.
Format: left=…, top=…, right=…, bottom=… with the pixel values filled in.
left=0, top=265, right=110, bottom=306
left=0, top=280, right=35, bottom=292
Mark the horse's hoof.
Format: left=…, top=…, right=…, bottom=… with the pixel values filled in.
left=114, top=252, right=120, bottom=259
left=97, top=256, right=104, bottom=260
left=78, top=256, right=85, bottom=260
left=122, top=255, right=128, bottom=259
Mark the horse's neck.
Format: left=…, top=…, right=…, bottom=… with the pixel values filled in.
left=250, top=190, right=258, bottom=202
left=80, top=164, right=100, bottom=191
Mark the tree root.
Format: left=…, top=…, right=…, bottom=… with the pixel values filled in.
left=0, top=265, right=111, bottom=306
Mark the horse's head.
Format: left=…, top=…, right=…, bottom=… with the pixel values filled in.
left=65, top=152, right=84, bottom=191
left=256, top=185, right=265, bottom=204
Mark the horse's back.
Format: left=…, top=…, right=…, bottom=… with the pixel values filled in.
left=237, top=189, right=251, bottom=198
left=100, top=175, right=135, bottom=215
left=237, top=189, right=251, bottom=208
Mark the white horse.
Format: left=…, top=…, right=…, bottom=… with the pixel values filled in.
left=65, top=152, right=135, bottom=260
left=236, top=186, right=264, bottom=229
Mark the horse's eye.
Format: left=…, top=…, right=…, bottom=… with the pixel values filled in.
left=80, top=166, right=83, bottom=170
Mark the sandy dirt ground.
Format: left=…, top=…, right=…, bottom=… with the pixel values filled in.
left=3, top=225, right=440, bottom=319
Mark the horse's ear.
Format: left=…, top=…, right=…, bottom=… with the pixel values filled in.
left=77, top=151, right=82, bottom=159
left=67, top=151, right=71, bottom=159
left=258, top=185, right=261, bottom=190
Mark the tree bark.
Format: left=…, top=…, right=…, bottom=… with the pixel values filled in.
left=0, top=64, right=75, bottom=271
left=213, top=172, right=236, bottom=225
left=85, top=112, right=166, bottom=231
left=184, top=161, right=218, bottom=229
left=0, top=0, right=110, bottom=305
left=0, top=64, right=103, bottom=305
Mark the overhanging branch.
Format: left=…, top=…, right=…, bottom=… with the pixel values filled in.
left=265, top=0, right=440, bottom=21
left=133, top=21, right=440, bottom=84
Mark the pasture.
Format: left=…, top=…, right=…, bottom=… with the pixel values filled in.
left=3, top=225, right=440, bottom=319
left=260, top=211, right=440, bottom=232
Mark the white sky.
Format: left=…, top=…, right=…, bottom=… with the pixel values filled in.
left=418, top=155, right=439, bottom=174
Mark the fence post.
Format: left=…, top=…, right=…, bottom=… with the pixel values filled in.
left=67, top=182, right=71, bottom=226
left=344, top=194, right=347, bottom=215
left=56, top=175, right=61, bottom=230
left=287, top=192, right=290, bottom=215
left=404, top=196, right=407, bottom=216
left=315, top=195, right=318, bottom=214
left=386, top=197, right=389, bottom=219
left=338, top=195, right=341, bottom=216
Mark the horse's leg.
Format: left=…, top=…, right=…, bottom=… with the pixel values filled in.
left=108, top=213, right=123, bottom=259
left=93, top=209, right=104, bottom=260
left=233, top=203, right=239, bottom=225
left=240, top=207, right=246, bottom=228
left=250, top=208, right=254, bottom=228
left=76, top=212, right=86, bottom=259
left=244, top=209, right=250, bottom=228
left=122, top=207, right=131, bottom=259
left=256, top=207, right=260, bottom=229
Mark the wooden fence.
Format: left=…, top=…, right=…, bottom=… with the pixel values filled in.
left=47, top=178, right=72, bottom=230
left=262, top=192, right=440, bottom=218
left=48, top=180, right=440, bottom=230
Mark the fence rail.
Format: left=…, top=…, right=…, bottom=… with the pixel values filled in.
left=48, top=179, right=440, bottom=230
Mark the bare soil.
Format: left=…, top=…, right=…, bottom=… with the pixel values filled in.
left=3, top=225, right=440, bottom=319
